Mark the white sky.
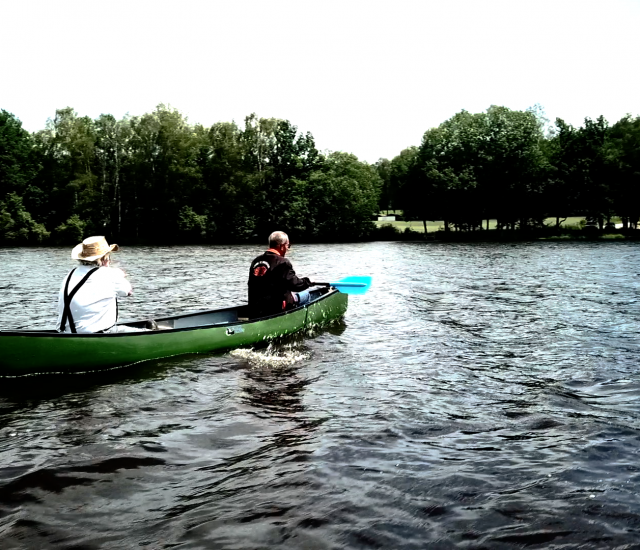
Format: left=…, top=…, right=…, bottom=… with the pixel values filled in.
left=2, top=0, right=639, bottom=163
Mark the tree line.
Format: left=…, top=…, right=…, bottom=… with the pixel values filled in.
left=376, top=105, right=640, bottom=233
left=0, top=106, right=381, bottom=244
left=2, top=104, right=640, bottom=245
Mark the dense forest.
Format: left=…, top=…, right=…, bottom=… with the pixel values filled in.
left=0, top=107, right=380, bottom=245
left=1, top=104, right=639, bottom=245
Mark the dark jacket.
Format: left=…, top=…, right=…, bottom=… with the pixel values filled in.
left=248, top=250, right=311, bottom=317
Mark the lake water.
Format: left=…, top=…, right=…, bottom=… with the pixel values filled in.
left=1, top=241, right=640, bottom=549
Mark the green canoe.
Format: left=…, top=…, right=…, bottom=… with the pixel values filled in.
left=0, top=287, right=348, bottom=377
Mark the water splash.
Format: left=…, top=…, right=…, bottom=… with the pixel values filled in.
left=230, top=342, right=310, bottom=368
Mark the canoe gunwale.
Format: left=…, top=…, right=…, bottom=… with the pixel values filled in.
left=0, top=287, right=341, bottom=338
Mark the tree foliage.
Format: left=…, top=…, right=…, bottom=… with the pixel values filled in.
left=391, top=107, right=640, bottom=232
left=0, top=192, right=49, bottom=243
left=307, top=152, right=381, bottom=240
left=0, top=110, right=36, bottom=196
left=3, top=104, right=640, bottom=245
left=2, top=107, right=380, bottom=244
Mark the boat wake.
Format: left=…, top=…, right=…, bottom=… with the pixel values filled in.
left=230, top=343, right=310, bottom=368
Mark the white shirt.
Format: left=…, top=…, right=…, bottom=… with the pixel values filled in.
left=56, top=265, right=132, bottom=333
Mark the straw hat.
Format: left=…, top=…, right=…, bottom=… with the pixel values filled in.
left=71, top=236, right=120, bottom=261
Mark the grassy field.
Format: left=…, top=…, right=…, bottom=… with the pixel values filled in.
left=375, top=216, right=587, bottom=233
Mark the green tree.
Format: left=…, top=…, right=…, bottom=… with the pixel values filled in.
left=543, top=120, right=582, bottom=228
left=199, top=120, right=255, bottom=241
left=94, top=113, right=133, bottom=238
left=0, top=192, right=50, bottom=243
left=477, top=106, right=546, bottom=229
left=270, top=120, right=323, bottom=237
left=54, top=214, right=87, bottom=244
left=177, top=205, right=208, bottom=242
left=405, top=107, right=546, bottom=232
left=548, top=116, right=612, bottom=227
left=411, top=118, right=480, bottom=232
left=240, top=114, right=278, bottom=230
left=390, top=146, right=441, bottom=230
left=239, top=115, right=323, bottom=237
left=0, top=110, right=37, bottom=196
left=32, top=107, right=99, bottom=232
left=307, top=152, right=380, bottom=240
left=125, top=105, right=202, bottom=242
left=606, top=115, right=640, bottom=228
left=375, top=158, right=393, bottom=213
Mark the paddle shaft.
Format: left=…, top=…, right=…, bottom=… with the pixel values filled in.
left=310, top=276, right=371, bottom=295
left=311, top=281, right=367, bottom=288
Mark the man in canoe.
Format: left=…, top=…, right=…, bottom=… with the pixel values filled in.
left=248, top=231, right=312, bottom=317
left=56, top=236, right=140, bottom=333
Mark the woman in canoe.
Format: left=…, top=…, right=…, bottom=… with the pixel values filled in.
left=56, top=236, right=143, bottom=333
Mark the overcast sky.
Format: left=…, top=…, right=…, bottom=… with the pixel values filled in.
left=2, top=0, right=639, bottom=163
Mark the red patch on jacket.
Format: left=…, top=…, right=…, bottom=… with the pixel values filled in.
left=254, top=266, right=267, bottom=277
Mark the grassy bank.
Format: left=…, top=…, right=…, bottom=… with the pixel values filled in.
left=373, top=215, right=638, bottom=242
left=375, top=216, right=587, bottom=233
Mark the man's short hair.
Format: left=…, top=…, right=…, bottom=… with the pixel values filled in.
left=268, top=231, right=289, bottom=248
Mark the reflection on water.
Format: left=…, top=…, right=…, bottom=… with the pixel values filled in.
left=240, top=362, right=314, bottom=420
left=1, top=241, right=640, bottom=548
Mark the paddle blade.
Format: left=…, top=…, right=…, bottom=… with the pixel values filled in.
left=330, top=276, right=372, bottom=295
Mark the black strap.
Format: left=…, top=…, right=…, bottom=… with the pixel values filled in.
left=99, top=300, right=119, bottom=333
left=60, top=267, right=99, bottom=333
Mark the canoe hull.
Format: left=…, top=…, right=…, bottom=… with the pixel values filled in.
left=0, top=289, right=348, bottom=376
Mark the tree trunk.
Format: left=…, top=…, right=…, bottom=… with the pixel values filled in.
left=115, top=145, right=121, bottom=236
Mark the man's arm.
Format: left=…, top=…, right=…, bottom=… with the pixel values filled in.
left=282, top=260, right=311, bottom=291
left=110, top=267, right=133, bottom=296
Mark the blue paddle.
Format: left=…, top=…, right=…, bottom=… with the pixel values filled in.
left=311, top=276, right=372, bottom=295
